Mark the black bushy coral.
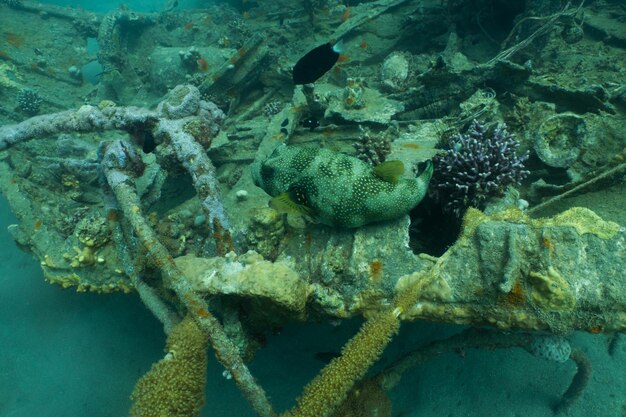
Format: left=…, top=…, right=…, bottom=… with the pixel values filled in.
left=430, top=119, right=529, bottom=216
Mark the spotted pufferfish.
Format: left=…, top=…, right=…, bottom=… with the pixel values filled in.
left=251, top=144, right=433, bottom=228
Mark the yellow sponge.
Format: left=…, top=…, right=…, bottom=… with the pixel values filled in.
left=285, top=311, right=400, bottom=417
left=130, top=315, right=208, bottom=417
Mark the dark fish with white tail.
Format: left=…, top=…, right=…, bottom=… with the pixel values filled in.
left=292, top=41, right=343, bottom=85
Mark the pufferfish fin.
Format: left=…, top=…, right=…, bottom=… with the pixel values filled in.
left=270, top=192, right=315, bottom=217
left=373, top=160, right=404, bottom=184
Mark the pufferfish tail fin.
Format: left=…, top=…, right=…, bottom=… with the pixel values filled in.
left=373, top=160, right=405, bottom=184
left=270, top=192, right=315, bottom=218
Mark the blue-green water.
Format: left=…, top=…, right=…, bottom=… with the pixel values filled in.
left=40, top=0, right=203, bottom=13
left=0, top=0, right=625, bottom=416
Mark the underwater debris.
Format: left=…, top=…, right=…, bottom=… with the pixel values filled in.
left=528, top=159, right=626, bottom=215
left=198, top=32, right=267, bottom=103
left=0, top=1, right=625, bottom=416
left=330, top=0, right=412, bottom=40
left=100, top=139, right=274, bottom=417
left=245, top=207, right=286, bottom=261
left=553, top=349, right=593, bottom=414
left=74, top=212, right=111, bottom=248
left=429, top=120, right=529, bottom=216
left=324, top=82, right=404, bottom=124
left=533, top=112, right=586, bottom=169
left=175, top=251, right=308, bottom=314
left=342, top=77, right=365, bottom=109
left=399, top=207, right=626, bottom=333
left=486, top=1, right=584, bottom=66
left=380, top=51, right=409, bottom=92
left=178, top=46, right=203, bottom=72
left=0, top=84, right=231, bottom=287
left=0, top=100, right=158, bottom=151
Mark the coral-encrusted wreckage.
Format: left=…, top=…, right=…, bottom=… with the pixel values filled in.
left=0, top=0, right=625, bottom=416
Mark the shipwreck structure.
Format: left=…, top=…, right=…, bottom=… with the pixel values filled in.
left=0, top=0, right=624, bottom=416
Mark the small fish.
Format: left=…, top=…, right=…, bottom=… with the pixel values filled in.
left=136, top=131, right=156, bottom=154
left=196, top=58, right=209, bottom=71
left=340, top=7, right=351, bottom=22
left=401, top=143, right=421, bottom=149
left=292, top=41, right=343, bottom=85
left=314, top=351, right=341, bottom=364
left=301, top=117, right=320, bottom=131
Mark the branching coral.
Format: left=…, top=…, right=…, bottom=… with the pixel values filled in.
left=429, top=120, right=529, bottom=216
left=353, top=125, right=391, bottom=166
left=130, top=315, right=209, bottom=417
